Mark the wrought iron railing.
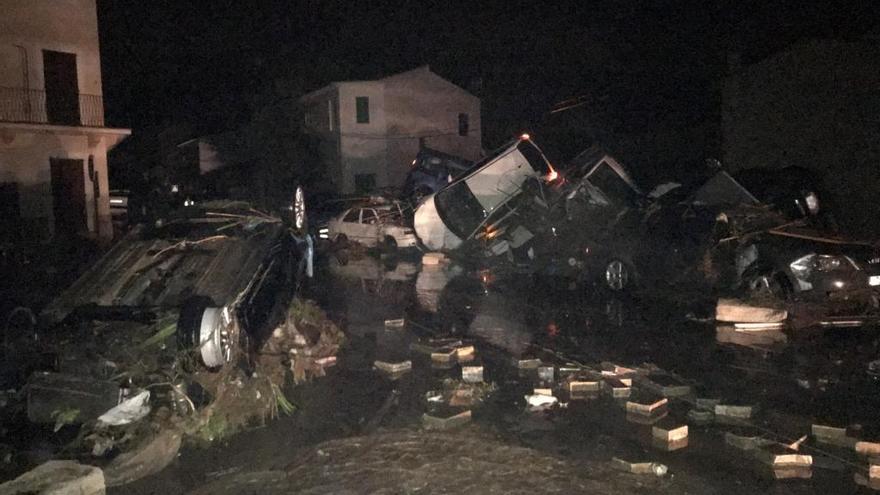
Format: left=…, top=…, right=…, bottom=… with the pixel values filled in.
left=0, top=86, right=105, bottom=127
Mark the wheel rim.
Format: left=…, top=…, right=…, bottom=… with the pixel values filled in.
left=605, top=260, right=629, bottom=291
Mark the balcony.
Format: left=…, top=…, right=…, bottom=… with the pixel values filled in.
left=0, top=86, right=105, bottom=127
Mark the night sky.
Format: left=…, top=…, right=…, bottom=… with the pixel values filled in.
left=97, top=0, right=877, bottom=170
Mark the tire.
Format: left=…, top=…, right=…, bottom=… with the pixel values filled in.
left=603, top=258, right=634, bottom=292
left=177, top=296, right=231, bottom=369
left=335, top=233, right=348, bottom=247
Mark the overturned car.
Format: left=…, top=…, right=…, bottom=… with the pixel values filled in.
left=41, top=197, right=313, bottom=369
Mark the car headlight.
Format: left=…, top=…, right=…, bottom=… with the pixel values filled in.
left=790, top=254, right=855, bottom=280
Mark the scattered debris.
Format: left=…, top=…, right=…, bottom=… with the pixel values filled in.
left=525, top=393, right=558, bottom=411
left=384, top=318, right=406, bottom=329
left=516, top=358, right=542, bottom=370
left=374, top=360, right=413, bottom=377
left=716, top=298, right=787, bottom=323
left=714, top=404, right=754, bottom=423
left=461, top=365, right=484, bottom=383
left=611, top=457, right=667, bottom=476
left=537, top=365, right=555, bottom=382
left=97, top=391, right=151, bottom=427
left=421, top=252, right=447, bottom=265
left=422, top=410, right=472, bottom=430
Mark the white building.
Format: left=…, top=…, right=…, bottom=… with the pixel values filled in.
left=0, top=0, right=130, bottom=242
left=300, top=66, right=481, bottom=195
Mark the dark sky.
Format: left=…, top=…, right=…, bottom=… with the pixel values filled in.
left=97, top=0, right=877, bottom=159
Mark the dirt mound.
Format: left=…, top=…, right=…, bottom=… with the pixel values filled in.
left=189, top=428, right=674, bottom=494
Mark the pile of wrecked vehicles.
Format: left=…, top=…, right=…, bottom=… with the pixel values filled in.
left=407, top=134, right=880, bottom=325
left=0, top=192, right=345, bottom=489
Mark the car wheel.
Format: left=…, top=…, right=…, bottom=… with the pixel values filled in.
left=177, top=296, right=232, bottom=369
left=384, top=236, right=398, bottom=250
left=335, top=233, right=348, bottom=247
left=604, top=259, right=633, bottom=292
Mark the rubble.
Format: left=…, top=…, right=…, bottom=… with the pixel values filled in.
left=422, top=410, right=472, bottom=430
left=525, top=393, right=558, bottom=411
left=812, top=424, right=855, bottom=448
left=639, top=373, right=692, bottom=397
left=716, top=298, right=788, bottom=323
left=537, top=365, right=555, bottom=382
left=384, top=318, right=406, bottom=329
left=0, top=460, right=105, bottom=495
left=714, top=404, right=754, bottom=423
left=97, top=391, right=151, bottom=427
left=374, top=360, right=413, bottom=377
left=461, top=365, right=484, bottom=383
left=724, top=431, right=775, bottom=451
left=611, top=457, right=667, bottom=476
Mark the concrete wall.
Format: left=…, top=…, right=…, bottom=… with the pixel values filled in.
left=0, top=0, right=103, bottom=96
left=383, top=67, right=481, bottom=188
left=337, top=81, right=387, bottom=194
left=0, top=129, right=111, bottom=240
left=0, top=0, right=121, bottom=242
left=722, top=40, right=880, bottom=236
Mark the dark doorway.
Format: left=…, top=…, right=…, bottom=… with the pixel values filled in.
left=0, top=182, right=21, bottom=241
left=50, top=158, right=87, bottom=237
left=43, top=50, right=80, bottom=125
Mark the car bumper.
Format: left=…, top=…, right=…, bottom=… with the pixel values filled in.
left=397, top=234, right=419, bottom=248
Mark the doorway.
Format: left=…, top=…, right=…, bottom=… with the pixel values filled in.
left=43, top=50, right=80, bottom=125
left=50, top=158, right=86, bottom=237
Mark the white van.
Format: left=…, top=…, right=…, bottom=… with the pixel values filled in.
left=413, top=136, right=555, bottom=252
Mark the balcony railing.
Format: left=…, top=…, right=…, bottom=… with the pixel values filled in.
left=0, top=86, right=105, bottom=127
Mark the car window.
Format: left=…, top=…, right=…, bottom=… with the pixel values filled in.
left=343, top=209, right=360, bottom=222
left=363, top=209, right=379, bottom=225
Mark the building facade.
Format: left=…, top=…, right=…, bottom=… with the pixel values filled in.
left=722, top=39, right=880, bottom=236
left=301, top=66, right=481, bottom=195
left=0, top=0, right=130, bottom=242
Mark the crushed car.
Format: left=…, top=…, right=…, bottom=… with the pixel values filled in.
left=402, top=147, right=473, bottom=206
left=41, top=194, right=313, bottom=370
left=645, top=169, right=880, bottom=314
left=413, top=134, right=557, bottom=255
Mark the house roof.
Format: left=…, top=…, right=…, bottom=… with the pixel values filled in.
left=300, top=65, right=477, bottom=102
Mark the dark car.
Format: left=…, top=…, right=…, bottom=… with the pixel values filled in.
left=41, top=194, right=312, bottom=369
left=737, top=230, right=880, bottom=309
left=402, top=147, right=473, bottom=205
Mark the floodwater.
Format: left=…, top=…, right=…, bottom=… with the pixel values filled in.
left=116, top=251, right=880, bottom=494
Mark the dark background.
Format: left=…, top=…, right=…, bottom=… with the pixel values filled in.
left=96, top=0, right=878, bottom=186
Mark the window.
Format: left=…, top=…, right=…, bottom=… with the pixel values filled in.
left=343, top=209, right=361, bottom=222
left=355, top=96, right=370, bottom=124
left=354, top=173, right=376, bottom=193
left=362, top=209, right=379, bottom=225
left=458, top=113, right=469, bottom=136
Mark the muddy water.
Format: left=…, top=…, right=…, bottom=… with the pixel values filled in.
left=119, top=253, right=880, bottom=494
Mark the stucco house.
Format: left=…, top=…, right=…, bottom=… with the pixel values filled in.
left=300, top=66, right=481, bottom=195
left=0, top=0, right=130, bottom=243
